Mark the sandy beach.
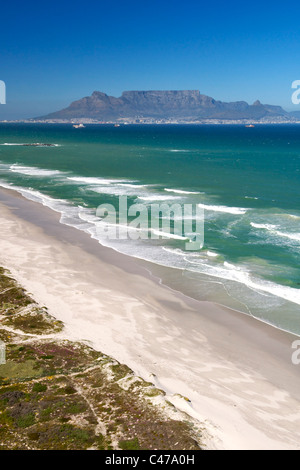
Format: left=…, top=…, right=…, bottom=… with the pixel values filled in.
left=0, top=186, right=299, bottom=450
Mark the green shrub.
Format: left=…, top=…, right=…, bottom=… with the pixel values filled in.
left=16, top=413, right=35, bottom=428
left=118, top=437, right=140, bottom=450
left=32, top=383, right=47, bottom=393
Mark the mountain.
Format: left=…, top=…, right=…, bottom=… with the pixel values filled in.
left=37, top=90, right=291, bottom=121
left=289, top=110, right=300, bottom=119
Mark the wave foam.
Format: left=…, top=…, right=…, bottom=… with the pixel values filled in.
left=67, top=176, right=126, bottom=185
left=207, top=251, right=219, bottom=257
left=164, top=188, right=203, bottom=195
left=10, top=165, right=63, bottom=177
left=117, top=183, right=148, bottom=188
left=138, top=195, right=182, bottom=202
left=198, top=203, right=248, bottom=215
left=1, top=143, right=60, bottom=147
left=151, top=229, right=189, bottom=240
left=251, top=223, right=278, bottom=230
left=168, top=149, right=193, bottom=153
left=251, top=222, right=300, bottom=242
left=187, top=257, right=300, bottom=306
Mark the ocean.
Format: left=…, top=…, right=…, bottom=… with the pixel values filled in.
left=0, top=123, right=299, bottom=335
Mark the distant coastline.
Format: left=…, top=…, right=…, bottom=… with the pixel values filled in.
left=26, top=89, right=299, bottom=123
left=1, top=119, right=300, bottom=125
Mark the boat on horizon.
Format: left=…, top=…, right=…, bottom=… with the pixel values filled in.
left=73, top=123, right=85, bottom=128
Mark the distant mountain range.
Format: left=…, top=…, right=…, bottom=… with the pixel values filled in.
left=37, top=90, right=294, bottom=121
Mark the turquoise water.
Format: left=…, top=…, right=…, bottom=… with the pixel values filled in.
left=0, top=123, right=300, bottom=334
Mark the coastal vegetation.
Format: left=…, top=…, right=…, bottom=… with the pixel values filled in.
left=0, top=267, right=203, bottom=450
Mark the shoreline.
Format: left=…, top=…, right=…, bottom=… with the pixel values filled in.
left=2, top=121, right=300, bottom=126
left=0, top=181, right=298, bottom=340
left=0, top=186, right=300, bottom=449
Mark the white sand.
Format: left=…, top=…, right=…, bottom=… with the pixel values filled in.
left=0, top=189, right=300, bottom=450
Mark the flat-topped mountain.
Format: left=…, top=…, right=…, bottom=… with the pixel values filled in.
left=37, top=90, right=290, bottom=121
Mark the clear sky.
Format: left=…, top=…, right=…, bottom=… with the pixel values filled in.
left=1, top=0, right=300, bottom=119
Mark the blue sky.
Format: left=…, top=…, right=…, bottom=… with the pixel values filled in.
left=1, top=0, right=300, bottom=118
